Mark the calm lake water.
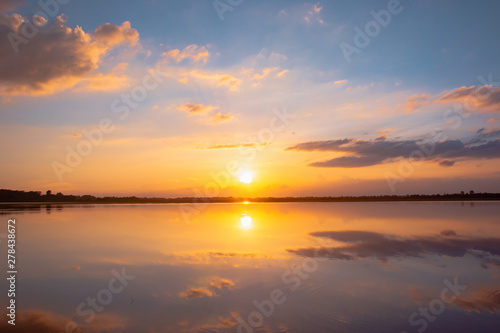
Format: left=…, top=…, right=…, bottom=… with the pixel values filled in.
left=1, top=202, right=500, bottom=332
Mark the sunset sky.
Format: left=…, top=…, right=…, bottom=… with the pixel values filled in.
left=1, top=0, right=500, bottom=197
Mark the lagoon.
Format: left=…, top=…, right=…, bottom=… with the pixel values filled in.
left=1, top=201, right=499, bottom=332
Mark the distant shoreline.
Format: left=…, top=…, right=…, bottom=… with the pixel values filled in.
left=1, top=189, right=499, bottom=205
left=1, top=196, right=500, bottom=206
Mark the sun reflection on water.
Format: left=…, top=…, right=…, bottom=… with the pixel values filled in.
left=240, top=215, right=253, bottom=228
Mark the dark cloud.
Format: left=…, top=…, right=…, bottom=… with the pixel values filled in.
left=288, top=230, right=500, bottom=266
left=312, top=154, right=385, bottom=168
left=310, top=230, right=391, bottom=243
left=0, top=310, right=67, bottom=333
left=470, top=128, right=500, bottom=144
left=286, top=136, right=500, bottom=168
left=440, top=229, right=457, bottom=237
left=0, top=12, right=138, bottom=95
left=439, top=160, right=455, bottom=167
left=0, top=309, right=125, bottom=332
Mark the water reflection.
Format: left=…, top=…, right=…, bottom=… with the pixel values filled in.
left=288, top=230, right=500, bottom=268
left=240, top=215, right=253, bottom=228
left=0, top=202, right=499, bottom=332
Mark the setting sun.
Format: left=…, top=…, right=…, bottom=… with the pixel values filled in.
left=239, top=171, right=253, bottom=184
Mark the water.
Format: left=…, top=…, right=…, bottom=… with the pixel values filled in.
left=1, top=202, right=499, bottom=332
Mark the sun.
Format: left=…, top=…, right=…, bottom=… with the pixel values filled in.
left=239, top=171, right=253, bottom=184
left=240, top=215, right=253, bottom=228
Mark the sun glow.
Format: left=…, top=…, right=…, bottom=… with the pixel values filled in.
left=239, top=171, right=253, bottom=184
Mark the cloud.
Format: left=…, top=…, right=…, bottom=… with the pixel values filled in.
left=93, top=21, right=139, bottom=47
left=454, top=289, right=500, bottom=313
left=252, top=67, right=278, bottom=81
left=182, top=70, right=241, bottom=92
left=247, top=65, right=288, bottom=87
left=304, top=3, right=325, bottom=24
left=178, top=287, right=214, bottom=299
left=276, top=69, right=289, bottom=78
left=436, top=85, right=500, bottom=112
left=210, top=112, right=234, bottom=124
left=163, top=44, right=209, bottom=64
left=469, top=128, right=500, bottom=145
left=177, top=103, right=218, bottom=114
left=154, top=46, right=241, bottom=93
left=439, top=160, right=455, bottom=167
left=190, top=314, right=239, bottom=332
left=377, top=128, right=396, bottom=134
left=286, top=139, right=352, bottom=152
left=311, top=154, right=385, bottom=168
left=440, top=230, right=457, bottom=237
left=75, top=62, right=131, bottom=92
left=0, top=310, right=68, bottom=333
left=210, top=278, right=234, bottom=290
left=208, top=251, right=260, bottom=257
left=176, top=103, right=232, bottom=125
left=0, top=310, right=125, bottom=333
left=398, top=94, right=430, bottom=113
left=287, top=230, right=500, bottom=266
left=477, top=128, right=500, bottom=137
left=216, top=74, right=241, bottom=92
left=0, top=15, right=139, bottom=96
left=268, top=51, right=288, bottom=63
left=334, top=79, right=348, bottom=85
left=286, top=136, right=500, bottom=168
left=178, top=277, right=234, bottom=300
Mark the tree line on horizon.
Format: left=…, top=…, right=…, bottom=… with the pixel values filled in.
left=0, top=189, right=499, bottom=203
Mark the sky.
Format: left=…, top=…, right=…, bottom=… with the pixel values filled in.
left=1, top=0, right=500, bottom=197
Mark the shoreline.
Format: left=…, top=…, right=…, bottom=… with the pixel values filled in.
left=1, top=196, right=500, bottom=206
